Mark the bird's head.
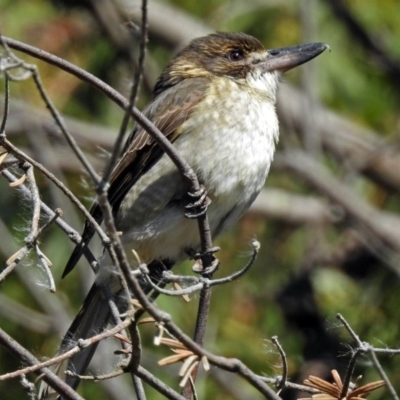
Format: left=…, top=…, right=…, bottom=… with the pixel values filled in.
left=153, top=32, right=328, bottom=98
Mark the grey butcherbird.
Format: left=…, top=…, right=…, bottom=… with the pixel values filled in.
left=40, top=32, right=327, bottom=397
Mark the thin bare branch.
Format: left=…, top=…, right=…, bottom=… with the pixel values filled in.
left=136, top=366, right=186, bottom=400
left=368, top=348, right=398, bottom=400
left=100, top=0, right=148, bottom=184
left=0, top=137, right=108, bottom=244
left=271, top=336, right=288, bottom=390
left=0, top=75, right=9, bottom=133
left=0, top=328, right=84, bottom=400
left=0, top=318, right=132, bottom=381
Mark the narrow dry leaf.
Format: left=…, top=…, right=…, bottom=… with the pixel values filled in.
left=9, top=173, right=26, bottom=187
left=179, top=359, right=199, bottom=387
left=153, top=324, right=165, bottom=346
left=304, top=376, right=339, bottom=397
left=131, top=249, right=142, bottom=265
left=158, top=350, right=194, bottom=366
left=349, top=380, right=385, bottom=398
left=137, top=317, right=156, bottom=325
left=173, top=349, right=195, bottom=355
left=131, top=299, right=143, bottom=309
left=173, top=282, right=191, bottom=302
left=113, top=333, right=131, bottom=344
left=38, top=250, right=53, bottom=267
left=114, top=348, right=131, bottom=355
left=158, top=354, right=184, bottom=366
left=0, top=150, right=8, bottom=165
left=6, top=248, right=25, bottom=265
left=201, top=355, right=210, bottom=371
left=179, top=354, right=199, bottom=377
left=159, top=338, right=188, bottom=350
left=331, top=370, right=342, bottom=388
left=300, top=369, right=386, bottom=400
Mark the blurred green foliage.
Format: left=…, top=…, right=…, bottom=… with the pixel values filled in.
left=1, top=0, right=400, bottom=399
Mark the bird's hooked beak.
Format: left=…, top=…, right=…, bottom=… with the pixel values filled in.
left=260, top=42, right=329, bottom=72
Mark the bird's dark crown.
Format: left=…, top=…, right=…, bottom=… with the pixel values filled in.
left=153, top=32, right=265, bottom=97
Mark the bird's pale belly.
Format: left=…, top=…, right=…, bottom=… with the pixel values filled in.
left=120, top=78, right=279, bottom=264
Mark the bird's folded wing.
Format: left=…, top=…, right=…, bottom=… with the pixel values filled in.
left=63, top=77, right=209, bottom=277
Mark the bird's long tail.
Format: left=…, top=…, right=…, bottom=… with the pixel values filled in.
left=39, top=259, right=173, bottom=399
left=38, top=282, right=113, bottom=399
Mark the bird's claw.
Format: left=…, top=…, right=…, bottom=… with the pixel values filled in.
left=192, top=257, right=220, bottom=275
left=188, top=247, right=220, bottom=275
left=185, top=186, right=211, bottom=219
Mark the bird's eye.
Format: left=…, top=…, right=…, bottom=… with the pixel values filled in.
left=228, top=50, right=244, bottom=61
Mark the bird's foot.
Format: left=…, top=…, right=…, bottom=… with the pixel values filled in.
left=185, top=185, right=211, bottom=219
left=187, top=247, right=220, bottom=275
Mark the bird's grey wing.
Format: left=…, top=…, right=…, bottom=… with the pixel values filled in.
left=63, top=77, right=209, bottom=277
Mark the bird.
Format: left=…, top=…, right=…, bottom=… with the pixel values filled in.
left=39, top=32, right=327, bottom=398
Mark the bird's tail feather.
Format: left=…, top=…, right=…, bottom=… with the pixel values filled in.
left=39, top=283, right=112, bottom=399
left=39, top=259, right=174, bottom=399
